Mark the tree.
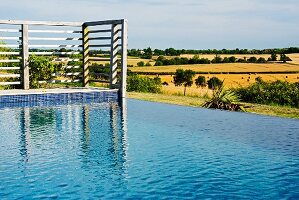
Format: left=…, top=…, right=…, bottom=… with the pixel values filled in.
left=269, top=52, right=277, bottom=61
left=229, top=56, right=237, bottom=63
left=257, top=57, right=267, bottom=63
left=173, top=69, right=196, bottom=96
left=211, top=55, right=222, bottom=63
left=207, top=77, right=223, bottom=90
left=280, top=54, right=292, bottom=63
left=142, top=47, right=153, bottom=59
left=248, top=57, right=257, bottom=63
left=195, top=76, right=206, bottom=87
left=137, top=61, right=145, bottom=66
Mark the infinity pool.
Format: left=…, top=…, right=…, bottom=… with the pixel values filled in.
left=0, top=99, right=298, bottom=199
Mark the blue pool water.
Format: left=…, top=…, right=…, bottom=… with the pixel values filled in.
left=0, top=99, right=298, bottom=199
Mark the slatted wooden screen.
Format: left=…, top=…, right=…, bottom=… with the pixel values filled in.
left=0, top=19, right=128, bottom=97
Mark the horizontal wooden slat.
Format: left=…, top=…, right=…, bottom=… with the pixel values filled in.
left=0, top=59, right=20, bottom=63
left=0, top=52, right=20, bottom=55
left=0, top=81, right=21, bottom=85
left=88, top=37, right=111, bottom=40
left=0, top=45, right=19, bottom=48
left=0, top=74, right=20, bottom=78
left=84, top=19, right=122, bottom=26
left=29, top=51, right=81, bottom=55
left=53, top=58, right=81, bottom=62
left=52, top=72, right=81, bottom=76
left=0, top=20, right=82, bottom=26
left=29, top=30, right=81, bottom=33
left=28, top=45, right=81, bottom=48
left=0, top=29, right=20, bottom=33
left=63, top=65, right=81, bottom=69
left=89, top=58, right=111, bottom=62
left=0, top=67, right=20, bottom=70
left=88, top=29, right=111, bottom=33
left=0, top=37, right=20, bottom=40
left=89, top=44, right=110, bottom=48
left=38, top=79, right=81, bottom=84
left=29, top=37, right=82, bottom=41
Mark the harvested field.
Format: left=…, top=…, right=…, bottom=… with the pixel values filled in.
left=131, top=63, right=299, bottom=74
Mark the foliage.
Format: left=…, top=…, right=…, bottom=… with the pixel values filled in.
left=234, top=79, right=299, bottom=108
left=29, top=55, right=58, bottom=88
left=211, top=55, right=223, bottom=63
left=154, top=54, right=271, bottom=66
left=248, top=57, right=257, bottom=63
left=89, top=63, right=110, bottom=80
left=195, top=76, right=206, bottom=87
left=137, top=61, right=145, bottom=66
left=130, top=47, right=299, bottom=58
left=257, top=57, right=267, bottom=63
left=207, top=77, right=223, bottom=89
left=268, top=52, right=277, bottom=61
left=280, top=54, right=292, bottom=63
left=127, top=75, right=161, bottom=93
left=173, top=69, right=196, bottom=96
left=203, top=85, right=245, bottom=111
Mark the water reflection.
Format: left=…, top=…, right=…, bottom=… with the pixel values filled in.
left=18, top=101, right=128, bottom=174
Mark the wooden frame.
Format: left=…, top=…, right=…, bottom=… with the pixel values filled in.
left=0, top=19, right=128, bottom=97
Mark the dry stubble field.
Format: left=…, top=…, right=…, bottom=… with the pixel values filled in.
left=128, top=54, right=299, bottom=97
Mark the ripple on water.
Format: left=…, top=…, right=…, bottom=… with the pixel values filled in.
left=0, top=100, right=298, bottom=199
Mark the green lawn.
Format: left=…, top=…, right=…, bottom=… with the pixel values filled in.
left=128, top=92, right=299, bottom=119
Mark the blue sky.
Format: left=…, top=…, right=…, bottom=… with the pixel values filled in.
left=1, top=0, right=298, bottom=49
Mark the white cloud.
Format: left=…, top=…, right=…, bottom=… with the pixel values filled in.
left=0, top=0, right=298, bottom=49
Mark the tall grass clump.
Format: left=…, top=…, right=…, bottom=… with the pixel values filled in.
left=235, top=79, right=299, bottom=108
left=127, top=75, right=161, bottom=93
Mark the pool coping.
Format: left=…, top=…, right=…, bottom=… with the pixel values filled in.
left=0, top=87, right=118, bottom=96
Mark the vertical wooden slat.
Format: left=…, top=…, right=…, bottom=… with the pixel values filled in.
left=21, top=24, right=29, bottom=89
left=120, top=19, right=128, bottom=98
left=82, top=24, right=89, bottom=87
left=110, top=24, right=118, bottom=88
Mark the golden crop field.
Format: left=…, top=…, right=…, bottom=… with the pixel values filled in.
left=131, top=63, right=299, bottom=73
left=174, top=53, right=299, bottom=64
left=150, top=73, right=299, bottom=88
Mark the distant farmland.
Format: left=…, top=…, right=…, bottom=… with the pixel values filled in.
left=125, top=53, right=299, bottom=96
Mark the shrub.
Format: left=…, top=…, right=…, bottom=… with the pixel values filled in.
left=145, top=62, right=152, bottom=66
left=207, top=77, right=223, bottom=89
left=203, top=85, right=245, bottom=111
left=137, top=61, right=145, bottom=67
left=248, top=56, right=257, bottom=63
left=195, top=76, right=206, bottom=87
left=280, top=54, right=292, bottom=63
left=29, top=55, right=56, bottom=88
left=127, top=75, right=161, bottom=93
left=211, top=55, right=222, bottom=63
left=234, top=80, right=299, bottom=108
left=257, top=57, right=267, bottom=63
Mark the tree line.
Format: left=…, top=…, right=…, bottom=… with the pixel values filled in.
left=153, top=53, right=291, bottom=66
left=128, top=47, right=299, bottom=58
